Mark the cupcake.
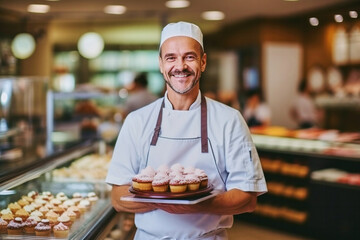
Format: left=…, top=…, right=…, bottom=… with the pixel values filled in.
left=132, top=174, right=153, bottom=191
left=35, top=219, right=51, bottom=236
left=183, top=166, right=196, bottom=175
left=45, top=210, right=59, bottom=227
left=140, top=166, right=156, bottom=177
left=170, top=163, right=184, bottom=173
left=17, top=199, right=30, bottom=208
left=0, top=208, right=12, bottom=216
left=0, top=217, right=8, bottom=234
left=30, top=210, right=43, bottom=219
left=2, top=213, right=14, bottom=222
left=53, top=205, right=65, bottom=215
left=63, top=199, right=75, bottom=208
left=53, top=222, right=69, bottom=238
left=15, top=208, right=30, bottom=221
left=152, top=173, right=170, bottom=192
left=23, top=204, right=35, bottom=213
left=58, top=214, right=72, bottom=228
left=67, top=206, right=80, bottom=218
left=7, top=217, right=24, bottom=235
left=79, top=199, right=91, bottom=211
left=8, top=202, right=21, bottom=214
left=22, top=195, right=34, bottom=203
left=39, top=206, right=49, bottom=216
left=27, top=191, right=38, bottom=199
left=169, top=175, right=187, bottom=193
left=185, top=174, right=201, bottom=191
left=157, top=164, right=170, bottom=175
left=23, top=217, right=38, bottom=234
left=195, top=169, right=208, bottom=188
left=63, top=210, right=77, bottom=222
left=87, top=192, right=99, bottom=205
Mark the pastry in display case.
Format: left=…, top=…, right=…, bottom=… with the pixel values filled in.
left=0, top=139, right=118, bottom=239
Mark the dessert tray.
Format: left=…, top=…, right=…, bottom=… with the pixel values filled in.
left=129, top=184, right=214, bottom=199
left=121, top=185, right=220, bottom=204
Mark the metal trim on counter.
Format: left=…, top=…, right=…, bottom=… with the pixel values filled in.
left=0, top=139, right=99, bottom=191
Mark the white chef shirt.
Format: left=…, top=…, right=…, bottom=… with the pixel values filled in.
left=106, top=91, right=267, bottom=238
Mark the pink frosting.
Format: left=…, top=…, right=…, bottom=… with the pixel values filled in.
left=7, top=217, right=24, bottom=229
left=170, top=163, right=184, bottom=173
left=140, top=166, right=156, bottom=177
left=134, top=174, right=153, bottom=183
left=194, top=169, right=207, bottom=179
left=35, top=219, right=51, bottom=231
left=152, top=173, right=170, bottom=186
left=157, top=165, right=170, bottom=174
left=169, top=175, right=187, bottom=185
left=185, top=174, right=200, bottom=184
left=0, top=218, right=8, bottom=226
left=183, top=166, right=196, bottom=175
left=24, top=218, right=38, bottom=227
left=54, top=222, right=69, bottom=231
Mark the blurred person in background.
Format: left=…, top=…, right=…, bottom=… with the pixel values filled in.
left=290, top=79, right=322, bottom=129
left=243, top=89, right=271, bottom=127
left=107, top=21, right=267, bottom=240
left=121, top=72, right=158, bottom=118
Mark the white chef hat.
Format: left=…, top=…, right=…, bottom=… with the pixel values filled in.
left=160, top=21, right=203, bottom=49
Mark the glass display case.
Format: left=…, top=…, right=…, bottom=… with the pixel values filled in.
left=0, top=139, right=118, bottom=239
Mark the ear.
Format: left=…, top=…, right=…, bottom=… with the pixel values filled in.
left=201, top=53, right=207, bottom=72
left=159, top=56, right=164, bottom=74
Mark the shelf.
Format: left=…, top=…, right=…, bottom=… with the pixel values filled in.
left=311, top=179, right=360, bottom=191
left=0, top=139, right=98, bottom=191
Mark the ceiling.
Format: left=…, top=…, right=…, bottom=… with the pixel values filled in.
left=1, top=0, right=359, bottom=34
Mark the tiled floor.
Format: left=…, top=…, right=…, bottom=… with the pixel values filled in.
left=228, top=221, right=313, bottom=240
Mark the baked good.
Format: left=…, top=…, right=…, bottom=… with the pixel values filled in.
left=8, top=202, right=21, bottom=214
left=157, top=164, right=170, bottom=175
left=132, top=174, right=153, bottom=191
left=152, top=173, right=170, bottom=192
left=53, top=222, right=70, bottom=238
left=7, top=217, right=24, bottom=235
left=45, top=210, right=59, bottom=227
left=79, top=199, right=91, bottom=211
left=21, top=195, right=34, bottom=203
left=0, top=208, right=12, bottom=216
left=183, top=166, right=196, bottom=175
left=87, top=192, right=99, bottom=205
left=185, top=174, right=201, bottom=191
left=53, top=205, right=65, bottom=215
left=23, top=204, right=35, bottom=213
left=2, top=213, right=14, bottom=222
left=77, top=204, right=87, bottom=214
left=140, top=166, right=156, bottom=177
left=15, top=208, right=29, bottom=221
left=169, top=175, right=187, bottom=193
left=195, top=168, right=208, bottom=188
left=27, top=191, right=38, bottom=199
left=0, top=217, right=8, bottom=234
left=170, top=163, right=184, bottom=173
left=17, top=199, right=29, bottom=208
left=58, top=214, right=72, bottom=228
left=24, top=217, right=38, bottom=234
left=67, top=206, right=80, bottom=218
left=35, top=219, right=51, bottom=236
left=39, top=206, right=49, bottom=216
left=64, top=210, right=77, bottom=222
left=30, top=210, right=43, bottom=219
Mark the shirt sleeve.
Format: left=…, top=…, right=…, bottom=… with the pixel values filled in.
left=105, top=113, right=141, bottom=185
left=225, top=111, right=267, bottom=195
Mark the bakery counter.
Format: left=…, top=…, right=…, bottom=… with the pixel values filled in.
left=246, top=134, right=360, bottom=239
left=0, top=139, right=99, bottom=191
left=0, top=139, right=120, bottom=239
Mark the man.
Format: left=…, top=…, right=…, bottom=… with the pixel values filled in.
left=122, top=72, right=158, bottom=118
left=106, top=21, right=267, bottom=240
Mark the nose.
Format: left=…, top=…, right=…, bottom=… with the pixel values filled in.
left=174, top=58, right=187, bottom=71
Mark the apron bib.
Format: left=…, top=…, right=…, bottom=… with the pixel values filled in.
left=134, top=95, right=231, bottom=240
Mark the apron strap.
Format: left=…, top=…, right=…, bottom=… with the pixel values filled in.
left=200, top=95, right=208, bottom=153
left=150, top=100, right=165, bottom=146
left=150, top=95, right=209, bottom=153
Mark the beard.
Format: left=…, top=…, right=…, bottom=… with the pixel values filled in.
left=165, top=69, right=200, bottom=94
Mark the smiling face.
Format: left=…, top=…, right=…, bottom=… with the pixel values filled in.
left=159, top=36, right=207, bottom=96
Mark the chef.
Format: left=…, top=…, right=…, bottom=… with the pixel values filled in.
left=106, top=21, right=267, bottom=240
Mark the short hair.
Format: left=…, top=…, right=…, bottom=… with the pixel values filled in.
left=134, top=73, right=148, bottom=87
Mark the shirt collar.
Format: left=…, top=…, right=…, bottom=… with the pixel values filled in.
left=164, top=90, right=201, bottom=110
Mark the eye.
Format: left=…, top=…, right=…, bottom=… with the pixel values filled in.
left=165, top=56, right=176, bottom=62
left=185, top=55, right=196, bottom=61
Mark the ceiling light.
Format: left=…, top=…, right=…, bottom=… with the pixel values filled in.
left=349, top=11, right=358, bottom=19
left=334, top=14, right=343, bottom=23
left=165, top=0, right=190, bottom=8
left=77, top=32, right=104, bottom=59
left=11, top=33, right=36, bottom=59
left=27, top=4, right=50, bottom=13
left=104, top=5, right=127, bottom=15
left=309, top=17, right=319, bottom=26
left=201, top=11, right=225, bottom=21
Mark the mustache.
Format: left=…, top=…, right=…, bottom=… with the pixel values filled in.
left=169, top=69, right=194, bottom=76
